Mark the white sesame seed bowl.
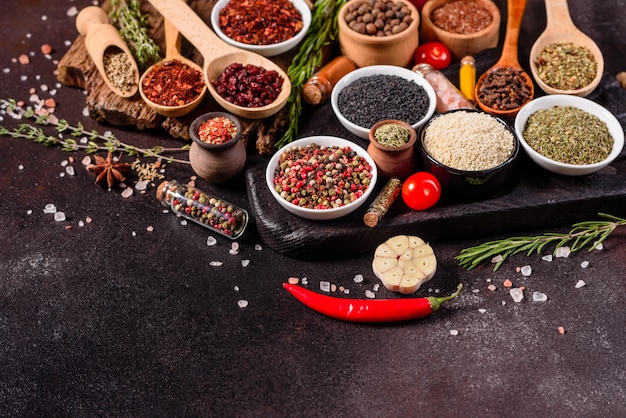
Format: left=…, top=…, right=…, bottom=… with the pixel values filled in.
left=331, top=65, right=437, bottom=139
left=210, top=0, right=312, bottom=57
left=514, top=95, right=624, bottom=176
left=266, top=136, right=378, bottom=221
left=418, top=109, right=520, bottom=202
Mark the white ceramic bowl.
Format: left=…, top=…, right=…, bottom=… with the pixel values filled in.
left=514, top=95, right=624, bottom=176
left=330, top=65, right=437, bottom=139
left=211, top=0, right=311, bottom=57
left=266, top=136, right=378, bottom=220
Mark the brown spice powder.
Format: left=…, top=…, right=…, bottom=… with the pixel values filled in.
left=431, top=0, right=493, bottom=34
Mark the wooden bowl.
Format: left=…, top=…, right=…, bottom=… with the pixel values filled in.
left=420, top=0, right=501, bottom=61
left=338, top=0, right=420, bottom=68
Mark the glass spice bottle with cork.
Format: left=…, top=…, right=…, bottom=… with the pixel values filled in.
left=156, top=180, right=249, bottom=239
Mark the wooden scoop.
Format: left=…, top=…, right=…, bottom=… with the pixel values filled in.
left=475, top=0, right=534, bottom=119
left=76, top=6, right=139, bottom=98
left=139, top=16, right=208, bottom=117
left=147, top=0, right=291, bottom=120
left=529, top=0, right=604, bottom=97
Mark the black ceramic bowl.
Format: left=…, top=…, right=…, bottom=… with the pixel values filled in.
left=418, top=109, right=520, bottom=202
left=189, top=111, right=243, bottom=150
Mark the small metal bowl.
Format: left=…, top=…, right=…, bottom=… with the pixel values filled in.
left=419, top=109, right=520, bottom=201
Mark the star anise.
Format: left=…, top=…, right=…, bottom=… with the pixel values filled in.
left=86, top=152, right=131, bottom=188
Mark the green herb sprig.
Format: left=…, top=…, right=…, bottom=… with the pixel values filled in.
left=456, top=213, right=626, bottom=271
left=275, top=0, right=347, bottom=149
left=109, top=0, right=161, bottom=72
left=0, top=99, right=189, bottom=164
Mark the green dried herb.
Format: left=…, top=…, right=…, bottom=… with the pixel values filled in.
left=374, top=123, right=410, bottom=147
left=535, top=42, right=597, bottom=91
left=456, top=213, right=626, bottom=271
left=522, top=105, right=613, bottom=165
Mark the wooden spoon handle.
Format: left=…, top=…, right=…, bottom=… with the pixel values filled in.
left=544, top=0, right=577, bottom=33
left=499, top=0, right=528, bottom=67
left=148, top=0, right=236, bottom=65
left=164, top=18, right=183, bottom=59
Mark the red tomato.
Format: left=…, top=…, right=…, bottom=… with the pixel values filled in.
left=414, top=42, right=452, bottom=70
left=402, top=172, right=441, bottom=210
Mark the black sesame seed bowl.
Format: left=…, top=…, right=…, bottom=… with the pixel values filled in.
left=514, top=95, right=624, bottom=176
left=265, top=136, right=378, bottom=221
left=331, top=65, right=437, bottom=139
left=418, top=109, right=521, bottom=202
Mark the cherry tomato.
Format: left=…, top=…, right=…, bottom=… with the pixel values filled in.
left=413, top=42, right=452, bottom=70
left=402, top=172, right=441, bottom=210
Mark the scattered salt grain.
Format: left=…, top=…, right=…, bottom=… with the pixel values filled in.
left=121, top=187, right=133, bottom=198
left=555, top=246, right=571, bottom=258
left=237, top=300, right=249, bottom=308
left=532, top=291, right=548, bottom=302
left=472, top=288, right=480, bottom=293
left=478, top=309, right=486, bottom=314
left=520, top=265, right=532, bottom=277
left=503, top=279, right=513, bottom=288
left=78, top=220, right=84, bottom=227
left=146, top=226, right=154, bottom=232
left=209, top=261, right=223, bottom=267
left=301, top=277, right=308, bottom=285
left=135, top=179, right=149, bottom=191
left=67, top=6, right=78, bottom=16
left=26, top=209, right=32, bottom=215
left=43, top=203, right=57, bottom=214
left=320, top=281, right=331, bottom=292
left=288, top=277, right=299, bottom=284
left=18, top=164, right=24, bottom=170
left=241, top=260, right=250, bottom=267
left=365, top=290, right=376, bottom=299
left=132, top=231, right=137, bottom=237
left=65, top=166, right=75, bottom=176
left=353, top=274, right=364, bottom=283
left=234, top=286, right=239, bottom=291
left=487, top=284, right=496, bottom=291
left=206, top=236, right=217, bottom=246
left=450, top=329, right=459, bottom=336
left=575, top=280, right=586, bottom=289
left=53, top=212, right=66, bottom=222
left=558, top=326, right=566, bottom=335
left=510, top=288, right=524, bottom=303
left=542, top=254, right=553, bottom=262
left=85, top=217, right=93, bottom=223
left=373, top=283, right=380, bottom=291
left=180, top=220, right=187, bottom=226
left=595, top=243, right=603, bottom=251
left=491, top=254, right=503, bottom=264
left=254, top=244, right=262, bottom=251
left=580, top=261, right=589, bottom=269
left=82, top=107, right=89, bottom=117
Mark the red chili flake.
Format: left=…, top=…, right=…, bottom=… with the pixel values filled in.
left=212, top=63, right=284, bottom=108
left=430, top=0, right=493, bottom=34
left=197, top=116, right=238, bottom=145
left=141, top=59, right=205, bottom=107
left=219, top=0, right=304, bottom=45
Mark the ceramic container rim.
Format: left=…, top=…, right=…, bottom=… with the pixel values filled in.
left=330, top=65, right=437, bottom=139
left=210, top=0, right=312, bottom=57
left=265, top=136, right=379, bottom=220
left=189, top=111, right=243, bottom=150
left=420, top=109, right=521, bottom=175
left=514, top=94, right=624, bottom=175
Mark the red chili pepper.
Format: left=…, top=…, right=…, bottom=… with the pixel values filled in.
left=282, top=283, right=462, bottom=323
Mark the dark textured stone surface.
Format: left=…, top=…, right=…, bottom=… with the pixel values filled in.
left=1, top=1, right=625, bottom=416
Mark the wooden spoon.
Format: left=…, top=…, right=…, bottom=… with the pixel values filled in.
left=139, top=16, right=208, bottom=117
left=76, top=6, right=139, bottom=98
left=475, top=0, right=534, bottom=119
left=147, top=0, right=291, bottom=120
left=529, top=0, right=604, bottom=97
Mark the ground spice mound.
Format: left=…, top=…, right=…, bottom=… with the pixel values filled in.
left=431, top=0, right=493, bottom=34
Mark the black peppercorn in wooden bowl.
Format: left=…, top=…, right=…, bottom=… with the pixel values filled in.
left=338, top=0, right=420, bottom=67
left=418, top=109, right=520, bottom=202
left=514, top=95, right=624, bottom=176
left=211, top=0, right=311, bottom=57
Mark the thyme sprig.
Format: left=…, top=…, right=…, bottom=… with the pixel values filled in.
left=109, top=0, right=161, bottom=72
left=275, top=0, right=347, bottom=149
left=0, top=99, right=190, bottom=165
left=456, top=213, right=626, bottom=271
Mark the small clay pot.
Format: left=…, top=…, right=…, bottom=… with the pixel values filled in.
left=188, top=112, right=246, bottom=183
left=367, top=120, right=417, bottom=179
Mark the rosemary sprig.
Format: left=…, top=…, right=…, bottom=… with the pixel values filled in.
left=456, top=213, right=626, bottom=271
left=275, top=0, right=347, bottom=149
left=0, top=98, right=190, bottom=165
left=109, top=0, right=161, bottom=72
